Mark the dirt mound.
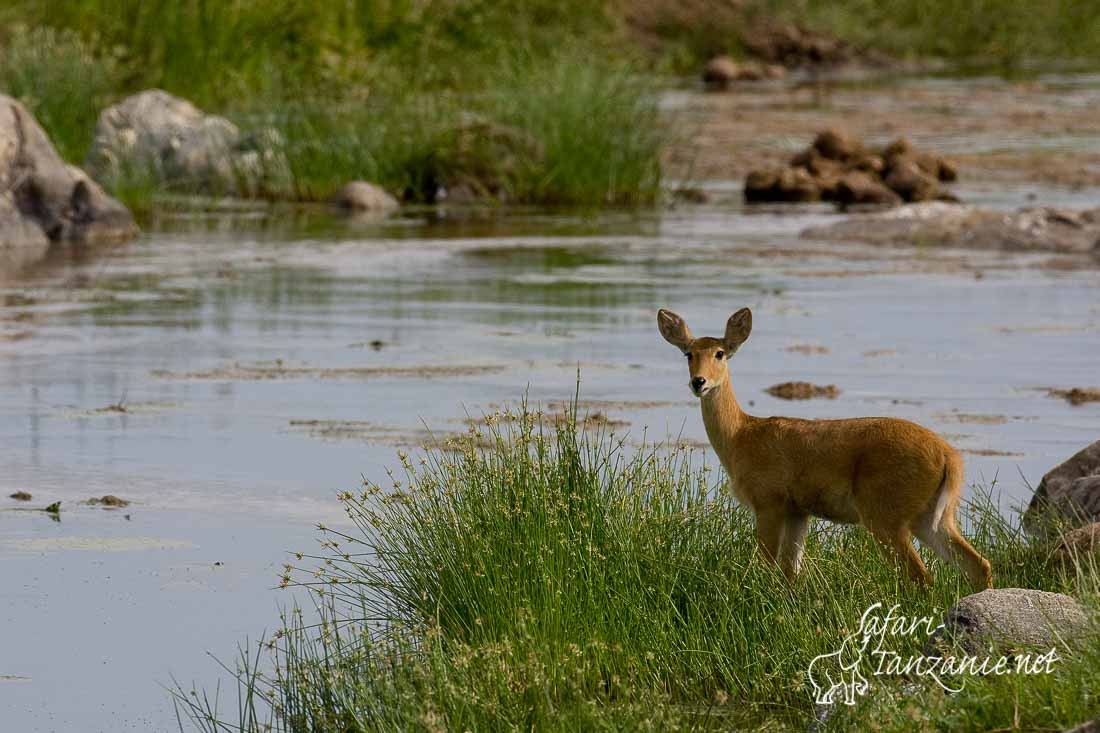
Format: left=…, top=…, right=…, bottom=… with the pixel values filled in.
left=745, top=129, right=958, bottom=207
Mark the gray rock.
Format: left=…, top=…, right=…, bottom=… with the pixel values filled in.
left=334, top=181, right=398, bottom=213
left=1064, top=720, right=1100, bottom=733
left=1, top=93, right=137, bottom=277
left=926, top=588, right=1089, bottom=656
left=86, top=89, right=288, bottom=195
left=1026, top=441, right=1100, bottom=532
left=804, top=203, right=1100, bottom=255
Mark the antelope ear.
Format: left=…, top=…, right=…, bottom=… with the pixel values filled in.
left=724, top=308, right=752, bottom=350
left=657, top=309, right=693, bottom=350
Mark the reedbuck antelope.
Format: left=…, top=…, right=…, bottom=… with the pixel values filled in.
left=657, top=308, right=992, bottom=589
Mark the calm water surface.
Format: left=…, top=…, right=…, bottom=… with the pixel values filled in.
left=2, top=188, right=1099, bottom=729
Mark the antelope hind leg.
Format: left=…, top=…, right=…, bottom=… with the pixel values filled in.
left=915, top=513, right=993, bottom=590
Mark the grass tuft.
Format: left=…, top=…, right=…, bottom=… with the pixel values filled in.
left=175, top=397, right=1099, bottom=731
left=0, top=25, right=121, bottom=162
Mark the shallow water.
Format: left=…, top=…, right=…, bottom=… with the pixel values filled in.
left=4, top=154, right=1100, bottom=733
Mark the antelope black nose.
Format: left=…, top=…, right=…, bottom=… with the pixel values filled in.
left=691, top=377, right=706, bottom=392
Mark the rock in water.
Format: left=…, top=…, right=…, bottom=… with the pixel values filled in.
left=86, top=89, right=288, bottom=195
left=1, top=94, right=137, bottom=275
left=1025, top=440, right=1100, bottom=533
left=834, top=171, right=901, bottom=206
left=926, top=588, right=1089, bottom=656
left=334, top=181, right=399, bottom=213
left=702, top=56, right=740, bottom=91
left=744, top=130, right=958, bottom=207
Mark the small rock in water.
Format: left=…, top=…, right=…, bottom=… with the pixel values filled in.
left=334, top=181, right=399, bottom=213
left=1048, top=387, right=1100, bottom=406
left=369, top=339, right=386, bottom=351
left=87, top=495, right=130, bottom=507
left=701, top=56, right=740, bottom=91
left=9, top=491, right=32, bottom=501
left=766, top=381, right=840, bottom=400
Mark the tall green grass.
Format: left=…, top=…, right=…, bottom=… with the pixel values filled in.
left=175, top=400, right=1099, bottom=732
left=1, top=1, right=658, bottom=207
left=0, top=25, right=121, bottom=162
left=250, top=54, right=662, bottom=205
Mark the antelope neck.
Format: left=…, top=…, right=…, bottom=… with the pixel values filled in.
left=700, top=376, right=744, bottom=444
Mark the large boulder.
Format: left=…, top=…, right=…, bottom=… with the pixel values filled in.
left=1025, top=441, right=1100, bottom=533
left=925, top=588, right=1089, bottom=656
left=1, top=94, right=137, bottom=276
left=86, top=89, right=288, bottom=195
left=803, top=203, right=1100, bottom=255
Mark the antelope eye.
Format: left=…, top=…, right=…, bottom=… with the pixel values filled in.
left=716, top=350, right=725, bottom=360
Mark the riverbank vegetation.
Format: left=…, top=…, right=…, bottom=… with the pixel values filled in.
left=4, top=1, right=1100, bottom=209
left=175, top=402, right=1099, bottom=731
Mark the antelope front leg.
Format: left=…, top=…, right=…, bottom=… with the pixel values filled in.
left=754, top=508, right=784, bottom=569
left=779, top=513, right=811, bottom=581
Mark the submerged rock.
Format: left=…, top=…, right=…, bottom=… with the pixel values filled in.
left=1, top=94, right=137, bottom=276
left=86, top=89, right=289, bottom=195
left=803, top=203, right=1100, bottom=255
left=926, top=588, right=1089, bottom=656
left=1025, top=440, right=1100, bottom=533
